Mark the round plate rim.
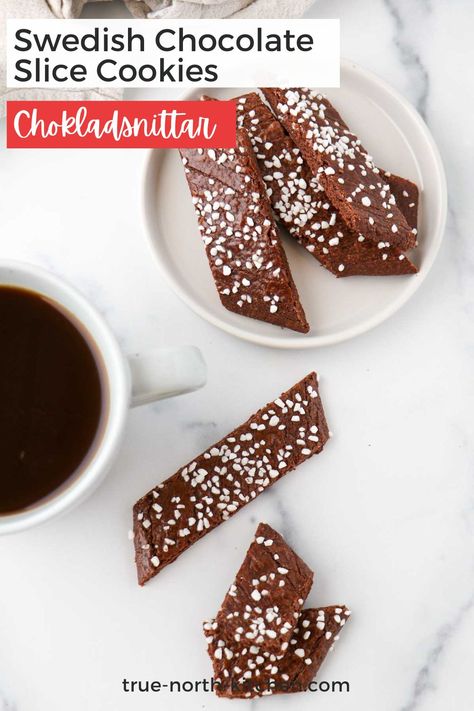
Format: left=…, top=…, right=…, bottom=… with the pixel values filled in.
left=142, top=59, right=448, bottom=349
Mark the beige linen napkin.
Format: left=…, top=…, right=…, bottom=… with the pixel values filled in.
left=28, top=1, right=315, bottom=20
left=0, top=0, right=316, bottom=116
left=127, top=0, right=315, bottom=19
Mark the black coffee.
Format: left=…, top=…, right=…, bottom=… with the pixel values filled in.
left=0, top=286, right=104, bottom=514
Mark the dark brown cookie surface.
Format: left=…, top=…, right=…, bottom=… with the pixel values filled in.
left=179, top=129, right=309, bottom=333
left=383, top=170, right=419, bottom=231
left=262, top=88, right=417, bottom=252
left=234, top=92, right=417, bottom=277
left=205, top=605, right=351, bottom=698
left=133, top=373, right=329, bottom=585
left=213, top=523, right=313, bottom=657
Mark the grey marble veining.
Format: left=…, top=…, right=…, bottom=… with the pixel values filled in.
left=0, top=692, right=16, bottom=711
left=400, top=593, right=474, bottom=711
left=383, top=0, right=431, bottom=118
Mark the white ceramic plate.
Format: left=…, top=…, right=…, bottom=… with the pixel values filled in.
left=143, top=60, right=447, bottom=349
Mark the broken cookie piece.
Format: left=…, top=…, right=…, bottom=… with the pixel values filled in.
left=179, top=129, right=309, bottom=333
left=213, top=523, right=313, bottom=657
left=133, top=373, right=329, bottom=585
left=205, top=606, right=350, bottom=698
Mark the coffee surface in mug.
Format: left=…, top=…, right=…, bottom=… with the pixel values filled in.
left=0, top=286, right=103, bottom=513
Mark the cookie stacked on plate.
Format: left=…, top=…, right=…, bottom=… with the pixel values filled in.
left=179, top=87, right=420, bottom=334
left=203, top=523, right=350, bottom=698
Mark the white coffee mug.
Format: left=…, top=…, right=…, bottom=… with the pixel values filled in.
left=0, top=260, right=207, bottom=535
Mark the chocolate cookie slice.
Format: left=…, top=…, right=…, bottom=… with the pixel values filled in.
left=232, top=92, right=417, bottom=277
left=179, top=129, right=309, bottom=333
left=213, top=523, right=313, bottom=657
left=383, top=170, right=419, bottom=232
left=262, top=88, right=417, bottom=252
left=205, top=606, right=351, bottom=698
left=133, top=373, right=329, bottom=585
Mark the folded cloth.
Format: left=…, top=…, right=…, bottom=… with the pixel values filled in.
left=0, top=0, right=316, bottom=116
left=0, top=0, right=122, bottom=115
left=126, top=0, right=315, bottom=19
left=126, top=1, right=254, bottom=19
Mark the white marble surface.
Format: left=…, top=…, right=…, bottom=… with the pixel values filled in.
left=0, top=0, right=473, bottom=709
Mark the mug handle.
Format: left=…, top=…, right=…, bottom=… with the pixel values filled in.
left=127, top=346, right=206, bottom=407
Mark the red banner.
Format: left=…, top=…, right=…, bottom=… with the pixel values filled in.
left=6, top=100, right=236, bottom=149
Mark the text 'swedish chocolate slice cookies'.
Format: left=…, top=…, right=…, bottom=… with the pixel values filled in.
left=232, top=92, right=417, bottom=277
left=133, top=373, right=329, bottom=585
left=213, top=523, right=313, bottom=657
left=205, top=606, right=351, bottom=698
left=179, top=129, right=309, bottom=333
left=263, top=88, right=418, bottom=252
